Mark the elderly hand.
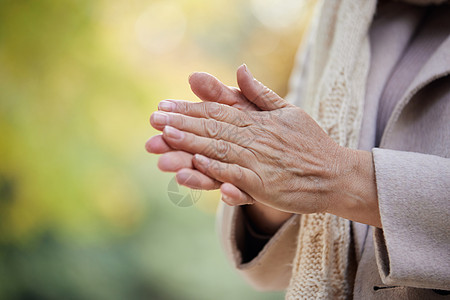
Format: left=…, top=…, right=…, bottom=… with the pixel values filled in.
left=147, top=65, right=294, bottom=234
left=146, top=67, right=258, bottom=194
left=149, top=66, right=381, bottom=226
left=147, top=64, right=381, bottom=226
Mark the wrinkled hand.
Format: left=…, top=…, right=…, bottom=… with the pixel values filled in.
left=149, top=77, right=350, bottom=215
left=146, top=65, right=264, bottom=206
left=147, top=66, right=381, bottom=226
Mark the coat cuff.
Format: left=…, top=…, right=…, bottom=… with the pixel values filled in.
left=372, top=148, right=450, bottom=290
left=216, top=202, right=300, bottom=291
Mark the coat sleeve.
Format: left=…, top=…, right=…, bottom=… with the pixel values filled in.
left=371, top=148, right=450, bottom=290
left=216, top=202, right=300, bottom=291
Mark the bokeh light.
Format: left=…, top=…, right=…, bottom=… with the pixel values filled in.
left=135, top=2, right=187, bottom=54
left=0, top=0, right=315, bottom=299
left=251, top=0, right=312, bottom=30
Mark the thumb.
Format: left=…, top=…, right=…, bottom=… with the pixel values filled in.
left=189, top=72, right=257, bottom=111
left=188, top=72, right=237, bottom=106
left=236, top=64, right=292, bottom=111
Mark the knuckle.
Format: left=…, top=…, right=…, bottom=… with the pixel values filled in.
left=177, top=101, right=189, bottom=114
left=213, top=104, right=224, bottom=119
left=204, top=119, right=221, bottom=138
left=256, top=87, right=271, bottom=102
left=215, top=140, right=230, bottom=160
left=261, top=88, right=272, bottom=100
left=231, top=165, right=244, bottom=182
left=255, top=87, right=279, bottom=109
left=206, top=103, right=223, bottom=119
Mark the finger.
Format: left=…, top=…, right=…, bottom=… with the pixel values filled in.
left=192, top=153, right=261, bottom=196
left=145, top=134, right=172, bottom=154
left=151, top=111, right=253, bottom=146
left=189, top=71, right=257, bottom=111
left=176, top=168, right=221, bottom=190
left=158, top=151, right=222, bottom=190
left=157, top=151, right=194, bottom=172
left=236, top=64, right=292, bottom=111
left=158, top=100, right=251, bottom=126
left=162, top=126, right=253, bottom=167
left=220, top=182, right=255, bottom=206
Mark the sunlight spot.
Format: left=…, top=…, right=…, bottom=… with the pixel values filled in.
left=250, top=0, right=309, bottom=30
left=135, top=1, right=186, bottom=54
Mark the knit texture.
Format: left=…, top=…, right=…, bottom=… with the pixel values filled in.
left=285, top=0, right=377, bottom=299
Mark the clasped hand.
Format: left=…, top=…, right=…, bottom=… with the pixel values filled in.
left=146, top=65, right=381, bottom=226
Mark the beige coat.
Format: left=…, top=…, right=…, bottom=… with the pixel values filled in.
left=217, top=3, right=450, bottom=299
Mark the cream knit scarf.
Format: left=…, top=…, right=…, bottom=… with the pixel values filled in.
left=286, top=0, right=446, bottom=299
left=285, top=0, right=376, bottom=299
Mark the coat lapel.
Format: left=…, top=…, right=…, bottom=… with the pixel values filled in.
left=380, top=36, right=450, bottom=146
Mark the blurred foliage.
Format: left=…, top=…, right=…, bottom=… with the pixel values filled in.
left=0, top=0, right=315, bottom=299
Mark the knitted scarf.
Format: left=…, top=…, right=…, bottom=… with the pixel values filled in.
left=285, top=0, right=446, bottom=299
left=285, top=0, right=376, bottom=299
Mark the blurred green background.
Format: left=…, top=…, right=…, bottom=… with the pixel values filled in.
left=0, top=0, right=314, bottom=299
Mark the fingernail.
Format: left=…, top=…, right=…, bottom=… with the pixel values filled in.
left=159, top=100, right=175, bottom=112
left=194, top=154, right=209, bottom=165
left=164, top=126, right=183, bottom=140
left=242, top=63, right=253, bottom=78
left=152, top=111, right=169, bottom=125
left=221, top=193, right=232, bottom=205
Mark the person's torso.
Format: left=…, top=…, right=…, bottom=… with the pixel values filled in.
left=352, top=2, right=450, bottom=299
